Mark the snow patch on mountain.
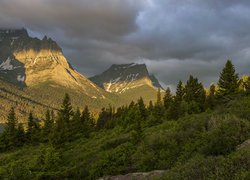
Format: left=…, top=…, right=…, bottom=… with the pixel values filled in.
left=17, top=75, right=25, bottom=82
left=106, top=77, right=121, bottom=92
left=0, top=57, right=14, bottom=70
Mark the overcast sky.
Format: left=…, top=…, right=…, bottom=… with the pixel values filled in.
left=1, top=0, right=250, bottom=89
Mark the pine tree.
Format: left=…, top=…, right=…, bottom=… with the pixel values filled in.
left=217, top=60, right=239, bottom=98
left=97, top=107, right=113, bottom=129
left=16, top=124, right=26, bottom=147
left=52, top=93, right=73, bottom=146
left=184, top=75, right=206, bottom=114
left=206, top=84, right=216, bottom=110
left=1, top=107, right=19, bottom=149
left=58, top=93, right=73, bottom=124
left=43, top=110, right=54, bottom=141
left=137, top=97, right=147, bottom=120
left=153, top=88, right=164, bottom=122
left=81, top=106, right=93, bottom=137
left=6, top=107, right=17, bottom=136
left=175, top=81, right=184, bottom=102
left=71, top=107, right=81, bottom=137
left=156, top=88, right=162, bottom=106
left=148, top=101, right=154, bottom=112
left=131, top=107, right=143, bottom=144
left=163, top=88, right=173, bottom=110
left=27, top=112, right=40, bottom=143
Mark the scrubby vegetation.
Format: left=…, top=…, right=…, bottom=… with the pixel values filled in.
left=0, top=60, right=250, bottom=179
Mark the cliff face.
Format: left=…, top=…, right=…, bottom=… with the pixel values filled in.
left=0, top=29, right=105, bottom=98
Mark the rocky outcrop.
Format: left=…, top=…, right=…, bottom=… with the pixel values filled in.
left=98, top=170, right=166, bottom=180
left=237, top=139, right=250, bottom=150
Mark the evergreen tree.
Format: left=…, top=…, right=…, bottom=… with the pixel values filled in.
left=217, top=60, right=239, bottom=99
left=156, top=88, right=162, bottom=106
left=52, top=93, right=73, bottom=146
left=163, top=88, right=173, bottom=110
left=175, top=81, right=184, bottom=102
left=148, top=101, right=154, bottom=112
left=128, top=101, right=135, bottom=110
left=6, top=107, right=17, bottom=136
left=137, top=97, right=147, bottom=120
left=16, top=124, right=26, bottom=147
left=184, top=75, right=206, bottom=114
left=71, top=107, right=81, bottom=137
left=58, top=93, right=73, bottom=124
left=153, top=88, right=164, bottom=123
left=1, top=107, right=19, bottom=149
left=27, top=112, right=40, bottom=143
left=97, top=107, right=113, bottom=129
left=81, top=106, right=91, bottom=123
left=81, top=106, right=93, bottom=137
left=243, top=76, right=250, bottom=95
left=206, top=84, right=216, bottom=110
left=43, top=110, right=54, bottom=142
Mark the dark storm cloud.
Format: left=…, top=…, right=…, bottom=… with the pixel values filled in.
left=1, top=0, right=250, bottom=89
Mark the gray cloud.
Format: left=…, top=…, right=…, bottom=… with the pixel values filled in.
left=1, top=0, right=250, bottom=89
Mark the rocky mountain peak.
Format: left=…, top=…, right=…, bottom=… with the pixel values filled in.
left=0, top=28, right=106, bottom=99
left=90, top=63, right=163, bottom=93
left=0, top=28, right=28, bottom=40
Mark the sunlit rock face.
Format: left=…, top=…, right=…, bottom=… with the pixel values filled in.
left=90, top=63, right=163, bottom=93
left=0, top=29, right=104, bottom=98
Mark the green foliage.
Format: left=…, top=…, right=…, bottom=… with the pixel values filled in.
left=36, top=146, right=61, bottom=171
left=201, top=115, right=250, bottom=155
left=175, top=80, right=184, bottom=102
left=243, top=76, right=250, bottom=95
left=52, top=93, right=73, bottom=145
left=206, top=84, right=216, bottom=110
left=27, top=112, right=41, bottom=143
left=0, top=108, right=23, bottom=150
left=163, top=88, right=173, bottom=110
left=184, top=75, right=206, bottom=114
left=0, top=60, right=250, bottom=179
left=42, top=110, right=54, bottom=142
left=217, top=60, right=239, bottom=99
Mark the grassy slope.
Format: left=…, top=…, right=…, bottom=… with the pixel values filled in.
left=116, top=85, right=159, bottom=106
left=0, top=96, right=250, bottom=179
left=0, top=79, right=54, bottom=123
left=0, top=79, right=159, bottom=123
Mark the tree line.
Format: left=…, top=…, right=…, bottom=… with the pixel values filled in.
left=0, top=60, right=249, bottom=151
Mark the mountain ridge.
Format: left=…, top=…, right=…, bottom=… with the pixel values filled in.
left=89, top=63, right=163, bottom=94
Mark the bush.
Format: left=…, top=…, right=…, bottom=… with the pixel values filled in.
left=201, top=115, right=250, bottom=155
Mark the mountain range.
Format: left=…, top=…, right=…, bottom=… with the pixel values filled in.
left=0, top=28, right=163, bottom=122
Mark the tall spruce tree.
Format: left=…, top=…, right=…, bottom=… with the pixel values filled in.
left=184, top=75, right=206, bottom=114
left=156, top=88, right=162, bottom=106
left=97, top=106, right=113, bottom=129
left=27, top=112, right=40, bottom=143
left=16, top=124, right=26, bottom=147
left=175, top=81, right=184, bottom=102
left=53, top=93, right=73, bottom=146
left=217, top=60, right=239, bottom=98
left=168, top=83, right=185, bottom=120
left=163, top=88, right=173, bottom=110
left=43, top=110, right=54, bottom=141
left=81, top=106, right=93, bottom=137
left=137, top=97, right=147, bottom=120
left=1, top=107, right=18, bottom=149
left=6, top=107, right=17, bottom=136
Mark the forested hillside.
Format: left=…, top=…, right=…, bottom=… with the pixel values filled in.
left=0, top=60, right=249, bottom=179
